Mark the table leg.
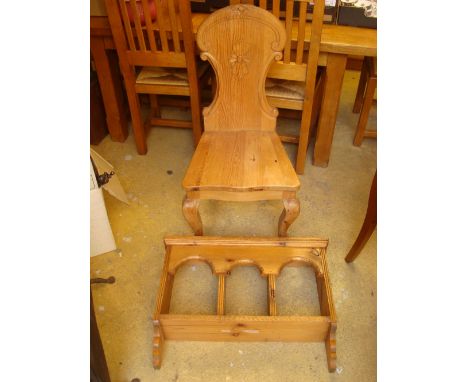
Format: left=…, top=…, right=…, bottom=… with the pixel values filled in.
left=313, top=53, right=347, bottom=167
left=91, top=36, right=128, bottom=142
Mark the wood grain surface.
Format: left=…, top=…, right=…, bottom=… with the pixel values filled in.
left=153, top=236, right=337, bottom=371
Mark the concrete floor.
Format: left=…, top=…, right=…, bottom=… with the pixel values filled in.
left=91, top=70, right=377, bottom=382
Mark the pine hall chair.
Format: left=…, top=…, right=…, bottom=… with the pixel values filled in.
left=230, top=0, right=326, bottom=175
left=182, top=4, right=301, bottom=237
left=103, top=0, right=210, bottom=154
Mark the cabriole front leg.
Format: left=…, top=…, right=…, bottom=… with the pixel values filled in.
left=182, top=195, right=203, bottom=236
left=278, top=197, right=300, bottom=236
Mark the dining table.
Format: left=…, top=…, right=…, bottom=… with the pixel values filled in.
left=90, top=9, right=376, bottom=167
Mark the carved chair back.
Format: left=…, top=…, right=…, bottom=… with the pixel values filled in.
left=196, top=4, right=287, bottom=132
left=230, top=0, right=325, bottom=83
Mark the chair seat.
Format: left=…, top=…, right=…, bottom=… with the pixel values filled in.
left=265, top=78, right=305, bottom=101
left=136, top=61, right=210, bottom=87
left=183, top=131, right=300, bottom=192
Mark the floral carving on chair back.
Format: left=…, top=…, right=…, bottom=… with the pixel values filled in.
left=230, top=42, right=251, bottom=79
left=196, top=5, right=287, bottom=132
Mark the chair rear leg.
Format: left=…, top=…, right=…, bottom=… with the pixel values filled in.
left=296, top=72, right=325, bottom=174
left=311, top=73, right=325, bottom=132
left=295, top=100, right=315, bottom=175
left=122, top=76, right=147, bottom=154
left=187, top=74, right=203, bottom=146
left=353, top=59, right=368, bottom=114
left=149, top=95, right=161, bottom=118
left=353, top=74, right=376, bottom=147
left=189, top=94, right=203, bottom=146
left=345, top=172, right=377, bottom=262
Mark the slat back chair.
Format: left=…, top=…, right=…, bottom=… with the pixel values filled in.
left=182, top=4, right=301, bottom=237
left=104, top=0, right=207, bottom=154
left=230, top=0, right=325, bottom=174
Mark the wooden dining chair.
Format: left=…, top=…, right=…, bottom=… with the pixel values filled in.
left=103, top=0, right=210, bottom=154
left=182, top=4, right=300, bottom=236
left=352, top=56, right=377, bottom=146
left=230, top=0, right=326, bottom=175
